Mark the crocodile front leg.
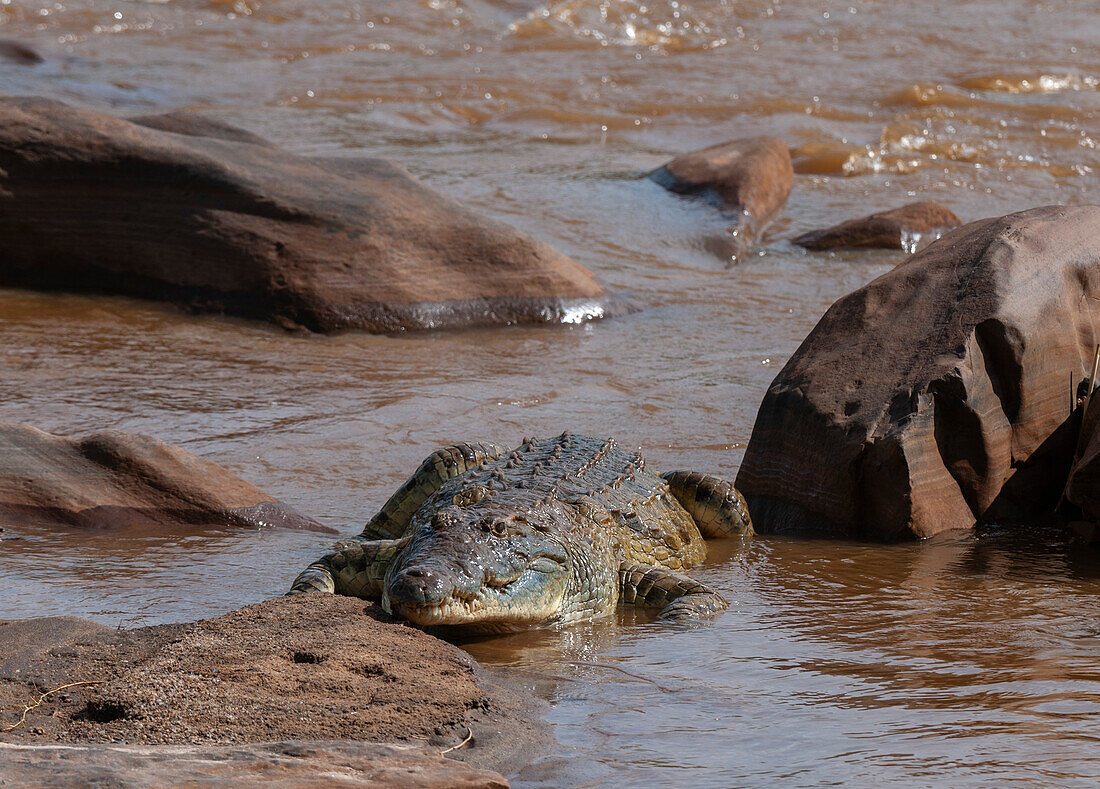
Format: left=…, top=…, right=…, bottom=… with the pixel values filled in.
left=661, top=470, right=754, bottom=538
left=619, top=563, right=729, bottom=620
left=289, top=538, right=408, bottom=598
left=361, top=442, right=505, bottom=539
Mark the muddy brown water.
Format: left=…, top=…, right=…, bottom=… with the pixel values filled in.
left=2, top=0, right=1100, bottom=785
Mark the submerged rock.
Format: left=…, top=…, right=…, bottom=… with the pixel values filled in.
left=650, top=136, right=793, bottom=250
left=0, top=96, right=609, bottom=332
left=0, top=423, right=330, bottom=532
left=793, top=201, right=962, bottom=253
left=0, top=39, right=43, bottom=65
left=737, top=205, right=1100, bottom=541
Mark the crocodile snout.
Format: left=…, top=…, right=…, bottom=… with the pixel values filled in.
left=388, top=566, right=451, bottom=606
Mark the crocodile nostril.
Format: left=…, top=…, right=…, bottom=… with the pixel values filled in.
left=388, top=566, right=450, bottom=605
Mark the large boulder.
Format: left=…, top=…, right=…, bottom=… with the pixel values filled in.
left=0, top=424, right=330, bottom=531
left=650, top=136, right=793, bottom=247
left=793, top=201, right=962, bottom=253
left=0, top=96, right=608, bottom=332
left=737, top=205, right=1100, bottom=541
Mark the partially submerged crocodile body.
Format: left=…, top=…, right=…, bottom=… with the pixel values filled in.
left=290, top=432, right=753, bottom=632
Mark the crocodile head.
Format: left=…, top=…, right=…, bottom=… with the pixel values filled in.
left=382, top=496, right=575, bottom=632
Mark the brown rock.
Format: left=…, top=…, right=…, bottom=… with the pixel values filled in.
left=1064, top=402, right=1100, bottom=526
left=130, top=110, right=274, bottom=147
left=737, top=205, right=1100, bottom=541
left=0, top=424, right=330, bottom=532
left=0, top=741, right=509, bottom=788
left=0, top=96, right=609, bottom=333
left=0, top=39, right=43, bottom=65
left=0, top=595, right=547, bottom=776
left=793, top=201, right=962, bottom=253
left=651, top=136, right=793, bottom=238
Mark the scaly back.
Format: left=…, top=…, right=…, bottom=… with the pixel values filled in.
left=422, top=432, right=707, bottom=571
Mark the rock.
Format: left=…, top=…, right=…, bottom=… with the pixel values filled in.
left=0, top=96, right=609, bottom=333
left=0, top=595, right=547, bottom=777
left=793, top=201, right=962, bottom=253
left=737, top=205, right=1100, bottom=541
left=1064, top=402, right=1100, bottom=528
left=0, top=39, right=43, bottom=65
left=130, top=111, right=274, bottom=147
left=650, top=136, right=793, bottom=243
left=0, top=424, right=331, bottom=532
left=0, top=617, right=112, bottom=687
left=0, top=741, right=509, bottom=788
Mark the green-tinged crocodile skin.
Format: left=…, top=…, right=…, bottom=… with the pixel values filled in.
left=290, top=432, right=752, bottom=631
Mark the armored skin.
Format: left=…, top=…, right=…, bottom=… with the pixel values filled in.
left=290, top=432, right=753, bottom=632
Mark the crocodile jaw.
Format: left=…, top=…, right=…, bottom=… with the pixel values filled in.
left=384, top=566, right=568, bottom=629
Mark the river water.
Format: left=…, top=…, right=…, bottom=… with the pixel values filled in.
left=2, top=0, right=1099, bottom=785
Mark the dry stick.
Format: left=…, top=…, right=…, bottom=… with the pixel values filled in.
left=2, top=680, right=104, bottom=733
left=439, top=726, right=473, bottom=756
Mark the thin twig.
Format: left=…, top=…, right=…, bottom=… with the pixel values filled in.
left=439, top=726, right=473, bottom=755
left=2, top=680, right=103, bottom=733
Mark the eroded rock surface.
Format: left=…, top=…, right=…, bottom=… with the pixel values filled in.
left=651, top=136, right=793, bottom=242
left=0, top=423, right=329, bottom=531
left=737, top=205, right=1100, bottom=541
left=0, top=96, right=608, bottom=332
left=793, top=201, right=962, bottom=253
left=0, top=595, right=547, bottom=776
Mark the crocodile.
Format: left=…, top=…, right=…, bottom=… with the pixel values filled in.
left=289, top=431, right=753, bottom=632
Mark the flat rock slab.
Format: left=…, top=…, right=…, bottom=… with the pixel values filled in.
left=0, top=741, right=508, bottom=788
left=0, top=423, right=329, bottom=532
left=738, top=205, right=1100, bottom=541
left=651, top=136, right=793, bottom=250
left=793, top=201, right=962, bottom=253
left=0, top=96, right=610, bottom=333
left=0, top=595, right=546, bottom=776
